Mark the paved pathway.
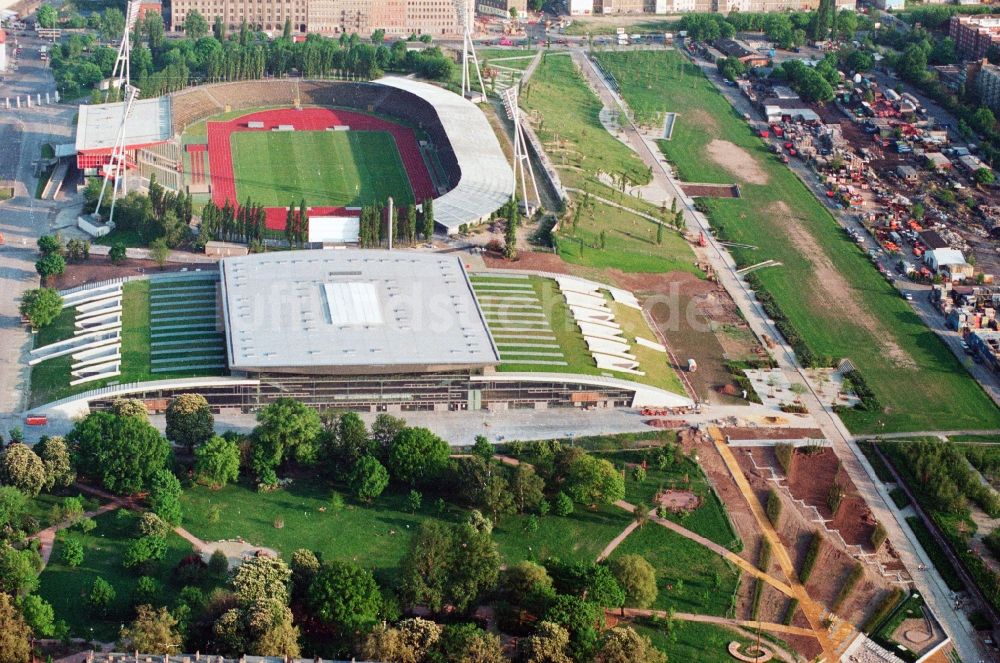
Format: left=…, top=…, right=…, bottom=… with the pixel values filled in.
left=31, top=497, right=125, bottom=566
left=573, top=42, right=986, bottom=662
left=611, top=607, right=817, bottom=638
left=595, top=519, right=639, bottom=562
left=611, top=498, right=797, bottom=599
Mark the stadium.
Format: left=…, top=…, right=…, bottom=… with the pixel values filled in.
left=29, top=250, right=693, bottom=422
left=75, top=76, right=515, bottom=236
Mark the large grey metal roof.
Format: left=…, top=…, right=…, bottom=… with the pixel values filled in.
left=378, top=77, right=515, bottom=233
left=220, top=250, right=500, bottom=371
left=75, top=96, right=172, bottom=153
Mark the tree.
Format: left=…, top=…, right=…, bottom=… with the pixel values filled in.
left=371, top=413, right=405, bottom=453
left=149, top=238, right=170, bottom=268
left=544, top=594, right=602, bottom=661
left=35, top=253, right=66, bottom=282
left=165, top=393, right=215, bottom=452
left=19, top=594, right=55, bottom=637
left=431, top=623, right=504, bottom=663
left=472, top=435, right=493, bottom=463
left=246, top=600, right=300, bottom=656
left=504, top=561, right=553, bottom=605
left=519, top=621, right=573, bottom=663
left=88, top=577, right=116, bottom=616
left=510, top=464, right=545, bottom=513
left=388, top=427, right=450, bottom=486
left=975, top=167, right=996, bottom=187
left=68, top=411, right=170, bottom=494
left=120, top=604, right=181, bottom=653
left=184, top=9, right=209, bottom=39
left=109, top=242, right=127, bottom=265
left=553, top=491, right=574, bottom=516
left=448, top=523, right=501, bottom=611
left=251, top=398, right=322, bottom=485
left=565, top=455, right=624, bottom=505
left=0, top=444, right=47, bottom=497
left=609, top=554, right=657, bottom=608
left=716, top=55, right=745, bottom=82
left=400, top=520, right=453, bottom=612
left=137, top=512, right=169, bottom=539
left=36, top=436, right=74, bottom=491
left=0, top=487, right=26, bottom=531
left=110, top=398, right=149, bottom=421
left=232, top=555, right=291, bottom=607
left=60, top=536, right=84, bottom=567
left=149, top=469, right=183, bottom=525
left=194, top=435, right=241, bottom=487
left=19, top=288, right=63, bottom=329
left=0, top=592, right=32, bottom=663
left=123, top=535, right=167, bottom=569
left=0, top=545, right=41, bottom=597
left=422, top=198, right=435, bottom=239
left=598, top=626, right=666, bottom=663
left=348, top=455, right=389, bottom=502
left=290, top=548, right=320, bottom=600
left=363, top=617, right=442, bottom=663
left=329, top=411, right=371, bottom=472
left=36, top=5, right=57, bottom=28
left=208, top=549, right=229, bottom=578
left=308, top=561, right=383, bottom=637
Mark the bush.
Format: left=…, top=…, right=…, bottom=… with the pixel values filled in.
left=842, top=370, right=881, bottom=412
left=888, top=487, right=910, bottom=509
left=765, top=489, right=782, bottom=527
left=831, top=563, right=863, bottom=612
left=774, top=444, right=794, bottom=476
left=827, top=483, right=845, bottom=515
left=746, top=273, right=818, bottom=367
left=871, top=522, right=888, bottom=551
left=862, top=588, right=905, bottom=633
left=782, top=598, right=799, bottom=625
left=799, top=531, right=822, bottom=584
left=553, top=491, right=574, bottom=517
left=60, top=537, right=84, bottom=567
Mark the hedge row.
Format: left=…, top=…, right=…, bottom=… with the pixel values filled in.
left=842, top=369, right=882, bottom=413
left=871, top=521, right=888, bottom=551
left=831, top=562, right=864, bottom=613
left=745, top=273, right=820, bottom=368
left=799, top=531, right=822, bottom=584
left=774, top=443, right=794, bottom=476
left=766, top=489, right=783, bottom=527
left=862, top=588, right=905, bottom=633
left=781, top=598, right=799, bottom=625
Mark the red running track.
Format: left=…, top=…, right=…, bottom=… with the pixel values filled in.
left=206, top=108, right=437, bottom=230
left=186, top=144, right=206, bottom=186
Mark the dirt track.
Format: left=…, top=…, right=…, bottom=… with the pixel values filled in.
left=706, top=140, right=768, bottom=185
left=772, top=201, right=915, bottom=369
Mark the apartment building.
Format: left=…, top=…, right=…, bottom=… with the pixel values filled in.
left=978, top=61, right=1000, bottom=112
left=950, top=14, right=1000, bottom=60
left=169, top=0, right=459, bottom=36
left=477, top=0, right=527, bottom=18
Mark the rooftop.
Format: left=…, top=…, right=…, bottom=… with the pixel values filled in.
left=75, top=96, right=173, bottom=153
left=377, top=76, right=514, bottom=233
left=220, top=250, right=500, bottom=371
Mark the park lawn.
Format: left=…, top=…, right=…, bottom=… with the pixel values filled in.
left=605, top=450, right=741, bottom=551
left=557, top=199, right=702, bottom=276
left=596, top=49, right=1000, bottom=433
left=230, top=130, right=413, bottom=208
left=37, top=510, right=197, bottom=641
left=563, top=18, right=676, bottom=36
left=21, top=491, right=104, bottom=532
left=610, top=522, right=739, bottom=617
left=29, top=305, right=77, bottom=407
left=609, top=301, right=687, bottom=395
left=94, top=228, right=148, bottom=248
left=180, top=477, right=467, bottom=586
left=492, top=503, right=633, bottom=565
left=634, top=618, right=755, bottom=663
left=521, top=54, right=702, bottom=276
left=478, top=48, right=538, bottom=71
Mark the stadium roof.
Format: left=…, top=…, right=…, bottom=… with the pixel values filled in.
left=75, top=96, right=172, bottom=153
left=378, top=77, right=515, bottom=234
left=220, top=250, right=500, bottom=371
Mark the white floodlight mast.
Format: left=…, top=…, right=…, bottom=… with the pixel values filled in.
left=502, top=87, right=540, bottom=211
left=107, top=0, right=143, bottom=101
left=94, top=85, right=140, bottom=227
left=457, top=0, right=486, bottom=99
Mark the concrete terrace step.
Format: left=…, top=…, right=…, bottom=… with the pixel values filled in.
left=499, top=359, right=568, bottom=366
left=151, top=323, right=220, bottom=334
left=151, top=363, right=226, bottom=373
left=150, top=314, right=221, bottom=324
left=150, top=354, right=227, bottom=365
left=499, top=351, right=565, bottom=358
left=151, top=336, right=224, bottom=348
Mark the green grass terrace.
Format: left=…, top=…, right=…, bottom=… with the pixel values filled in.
left=593, top=48, right=1000, bottom=433
left=470, top=273, right=687, bottom=396
left=29, top=274, right=227, bottom=408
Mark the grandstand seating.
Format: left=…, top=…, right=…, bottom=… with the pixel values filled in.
left=170, top=88, right=224, bottom=134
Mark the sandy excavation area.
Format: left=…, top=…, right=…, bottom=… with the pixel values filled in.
left=705, top=139, right=769, bottom=185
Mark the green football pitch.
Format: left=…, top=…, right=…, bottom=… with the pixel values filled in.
left=229, top=130, right=414, bottom=208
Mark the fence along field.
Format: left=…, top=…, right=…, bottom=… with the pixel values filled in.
left=593, top=49, right=1000, bottom=433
